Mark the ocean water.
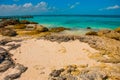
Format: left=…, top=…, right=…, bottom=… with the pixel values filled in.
left=23, top=15, right=120, bottom=30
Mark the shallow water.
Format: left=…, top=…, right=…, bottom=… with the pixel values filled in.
left=22, top=15, right=120, bottom=30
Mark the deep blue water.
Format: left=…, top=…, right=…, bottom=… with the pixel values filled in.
left=21, top=15, right=120, bottom=30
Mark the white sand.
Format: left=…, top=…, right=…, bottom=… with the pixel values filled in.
left=10, top=39, right=99, bottom=80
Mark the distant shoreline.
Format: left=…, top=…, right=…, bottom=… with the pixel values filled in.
left=1, top=15, right=120, bottom=19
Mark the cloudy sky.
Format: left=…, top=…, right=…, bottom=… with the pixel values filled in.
left=0, top=0, right=120, bottom=16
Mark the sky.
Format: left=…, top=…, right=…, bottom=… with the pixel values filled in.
left=0, top=0, right=120, bottom=16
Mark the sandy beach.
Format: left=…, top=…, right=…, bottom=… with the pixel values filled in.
left=9, top=39, right=99, bottom=80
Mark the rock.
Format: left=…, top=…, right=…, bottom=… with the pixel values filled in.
left=7, top=44, right=21, bottom=51
left=20, top=20, right=30, bottom=24
left=20, top=20, right=38, bottom=24
left=49, top=27, right=70, bottom=32
left=64, top=75, right=78, bottom=80
left=50, top=69, right=64, bottom=77
left=0, top=47, right=8, bottom=62
left=86, top=27, right=91, bottom=29
left=44, top=35, right=71, bottom=43
left=30, top=21, right=38, bottom=24
left=0, top=46, right=27, bottom=80
left=0, top=60, right=13, bottom=72
left=0, top=28, right=17, bottom=36
left=78, top=69, right=107, bottom=80
left=36, top=25, right=48, bottom=32
left=0, top=47, right=13, bottom=72
left=4, top=63, right=27, bottom=80
left=0, top=39, right=12, bottom=45
left=97, top=29, right=111, bottom=36
left=103, top=31, right=120, bottom=41
left=0, top=22, right=5, bottom=28
left=13, top=24, right=26, bottom=29
left=115, top=27, right=120, bottom=33
left=85, top=31, right=98, bottom=36
left=1, top=19, right=20, bottom=26
left=66, top=65, right=77, bottom=73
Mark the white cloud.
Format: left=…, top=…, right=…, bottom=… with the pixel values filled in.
left=23, top=3, right=32, bottom=8
left=70, top=2, right=80, bottom=9
left=106, top=5, right=120, bottom=10
left=99, top=5, right=120, bottom=11
left=35, top=2, right=47, bottom=8
left=0, top=1, right=55, bottom=16
left=35, top=2, right=48, bottom=10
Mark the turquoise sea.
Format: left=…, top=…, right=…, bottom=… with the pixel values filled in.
left=23, top=15, right=120, bottom=30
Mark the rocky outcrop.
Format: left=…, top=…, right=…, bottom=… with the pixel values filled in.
left=0, top=39, right=27, bottom=80
left=49, top=65, right=108, bottom=80
left=4, top=63, right=27, bottom=80
left=20, top=20, right=38, bottom=24
left=85, top=31, right=97, bottom=35
left=49, top=27, right=70, bottom=32
left=43, top=34, right=120, bottom=79
left=0, top=28, right=17, bottom=37
left=0, top=19, right=20, bottom=27
left=36, top=25, right=48, bottom=32
left=115, top=27, right=120, bottom=33
left=86, top=29, right=120, bottom=41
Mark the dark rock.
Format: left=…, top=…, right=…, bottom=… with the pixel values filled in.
left=64, top=75, right=78, bottom=80
left=50, top=69, right=64, bottom=77
left=30, top=21, right=38, bottom=24
left=66, top=65, right=77, bottom=73
left=86, top=27, right=91, bottom=29
left=16, top=63, right=28, bottom=73
left=4, top=63, right=27, bottom=80
left=4, top=73, right=21, bottom=80
left=1, top=19, right=19, bottom=26
left=0, top=28, right=17, bottom=36
left=0, top=47, right=8, bottom=62
left=0, top=39, right=12, bottom=45
left=0, top=60, right=12, bottom=72
left=20, top=20, right=38, bottom=24
left=7, top=44, right=21, bottom=51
